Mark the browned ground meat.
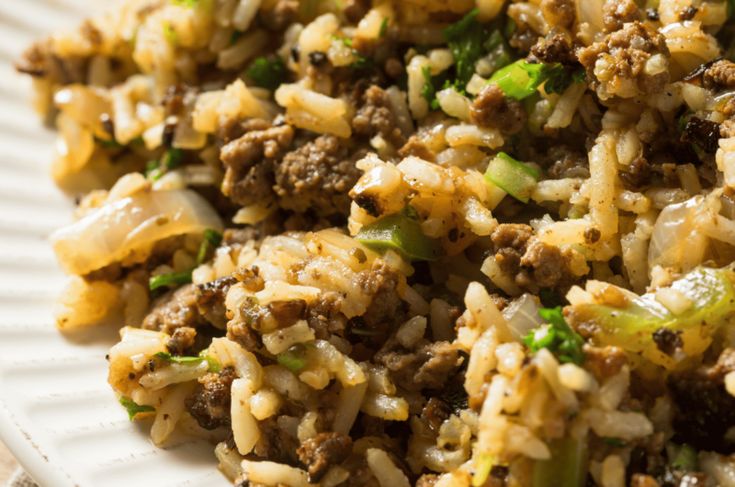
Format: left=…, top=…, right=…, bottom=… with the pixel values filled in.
left=352, top=85, right=406, bottom=147
left=186, top=366, right=237, bottom=430
left=307, top=292, right=347, bottom=339
left=357, top=262, right=406, bottom=329
left=602, top=0, right=641, bottom=31
left=491, top=224, right=576, bottom=291
left=399, top=136, right=435, bottom=161
left=578, top=21, right=669, bottom=99
left=540, top=0, right=576, bottom=30
left=583, top=345, right=627, bottom=381
left=469, top=84, right=526, bottom=134
left=166, top=326, right=197, bottom=355
left=196, top=276, right=237, bottom=328
left=546, top=146, right=590, bottom=179
left=268, top=299, right=307, bottom=326
left=376, top=340, right=462, bottom=392
left=529, top=32, right=577, bottom=65
left=703, top=59, right=735, bottom=90
left=220, top=120, right=294, bottom=207
left=15, top=39, right=87, bottom=82
left=668, top=348, right=735, bottom=452
left=253, top=417, right=301, bottom=464
left=420, top=397, right=451, bottom=433
left=273, top=135, right=364, bottom=216
left=142, top=284, right=204, bottom=334
left=619, top=156, right=652, bottom=189
left=297, top=432, right=353, bottom=482
left=343, top=0, right=371, bottom=23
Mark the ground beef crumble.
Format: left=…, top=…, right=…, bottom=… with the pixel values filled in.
left=186, top=366, right=237, bottom=430
left=142, top=284, right=204, bottom=334
left=703, top=59, right=735, bottom=90
left=375, top=340, right=462, bottom=392
left=297, top=432, right=353, bottom=482
left=602, top=0, right=641, bottom=32
left=578, top=21, right=670, bottom=99
left=469, top=84, right=526, bottom=135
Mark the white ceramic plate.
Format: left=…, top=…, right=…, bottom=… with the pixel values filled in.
left=0, top=2, right=229, bottom=486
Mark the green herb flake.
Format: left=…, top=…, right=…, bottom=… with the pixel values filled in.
left=163, top=23, right=178, bottom=45
left=171, top=0, right=198, bottom=6
left=379, top=17, right=389, bottom=38
left=421, top=66, right=437, bottom=105
left=671, top=444, right=698, bottom=471
left=146, top=148, right=184, bottom=181
left=199, top=349, right=222, bottom=372
left=277, top=344, right=308, bottom=372
left=246, top=56, right=287, bottom=91
left=444, top=8, right=484, bottom=89
left=197, top=229, right=223, bottom=264
left=602, top=437, right=626, bottom=448
left=149, top=270, right=193, bottom=291
left=119, top=396, right=155, bottom=421
left=523, top=306, right=584, bottom=365
left=154, top=352, right=204, bottom=365
left=96, top=137, right=123, bottom=149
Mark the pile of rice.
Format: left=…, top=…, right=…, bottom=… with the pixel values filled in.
left=18, top=0, right=735, bottom=485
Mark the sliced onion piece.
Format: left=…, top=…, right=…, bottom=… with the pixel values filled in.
left=502, top=293, right=544, bottom=342
left=648, top=195, right=708, bottom=275
left=51, top=189, right=223, bottom=275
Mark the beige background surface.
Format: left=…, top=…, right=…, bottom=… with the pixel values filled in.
left=0, top=441, right=17, bottom=484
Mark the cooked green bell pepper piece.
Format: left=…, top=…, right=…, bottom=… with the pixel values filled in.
left=532, top=437, right=588, bottom=487
left=484, top=152, right=540, bottom=203
left=356, top=213, right=441, bottom=261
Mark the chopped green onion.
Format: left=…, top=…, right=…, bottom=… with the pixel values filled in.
left=197, top=229, right=223, bottom=264
left=484, top=152, right=540, bottom=203
left=524, top=306, right=585, bottom=365
left=356, top=212, right=441, bottom=261
left=671, top=444, right=698, bottom=471
left=379, top=17, right=389, bottom=38
left=489, top=60, right=549, bottom=100
left=246, top=56, right=287, bottom=91
left=119, top=396, right=155, bottom=421
left=199, top=349, right=222, bottom=373
left=444, top=8, right=480, bottom=40
left=531, top=437, right=588, bottom=487
left=332, top=34, right=353, bottom=47
left=277, top=344, right=308, bottom=372
left=149, top=271, right=193, bottom=291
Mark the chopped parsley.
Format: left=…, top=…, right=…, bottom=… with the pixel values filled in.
left=246, top=56, right=287, bottom=91
left=444, top=8, right=485, bottom=89
left=523, top=306, right=584, bottom=365
left=149, top=270, right=193, bottom=291
left=146, top=148, right=184, bottom=181
left=197, top=229, right=223, bottom=264
left=119, top=397, right=155, bottom=420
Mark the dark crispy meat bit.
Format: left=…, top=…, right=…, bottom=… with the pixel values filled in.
left=186, top=366, right=236, bottom=430
left=307, top=292, right=346, bottom=339
left=220, top=120, right=294, bottom=207
left=469, top=84, right=526, bottom=135
left=167, top=326, right=197, bottom=355
left=681, top=117, right=721, bottom=154
left=669, top=349, right=735, bottom=452
left=352, top=85, right=406, bottom=147
left=703, top=60, right=735, bottom=90
left=546, top=146, right=590, bottom=179
left=297, top=432, right=353, bottom=482
left=253, top=417, right=301, bottom=464
left=602, top=0, right=641, bottom=31
left=357, top=262, right=406, bottom=329
left=344, top=0, right=370, bottom=23
left=274, top=135, right=364, bottom=217
left=578, top=21, right=669, bottom=99
left=421, top=398, right=451, bottom=433
left=619, top=156, right=652, bottom=189
left=529, top=32, right=577, bottom=65
left=142, top=284, right=203, bottom=334
left=196, top=276, right=237, bottom=328
left=376, top=341, right=462, bottom=392
left=540, top=0, right=576, bottom=30
left=652, top=328, right=683, bottom=356
left=15, top=39, right=87, bottom=83
left=269, top=299, right=306, bottom=326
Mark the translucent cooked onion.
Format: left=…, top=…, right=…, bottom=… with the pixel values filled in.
left=648, top=195, right=708, bottom=275
left=502, top=293, right=544, bottom=341
left=51, top=189, right=223, bottom=275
